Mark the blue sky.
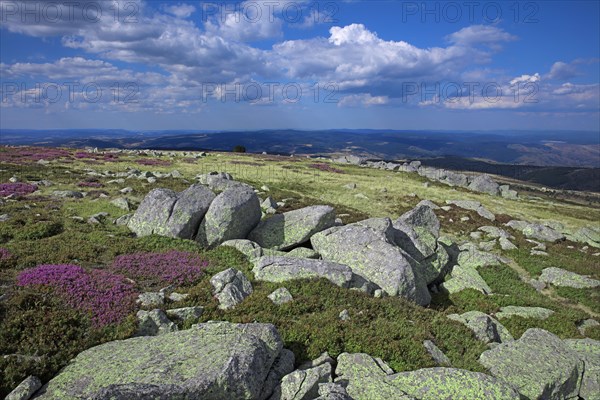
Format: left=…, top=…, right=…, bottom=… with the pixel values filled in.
left=1, top=0, right=599, bottom=131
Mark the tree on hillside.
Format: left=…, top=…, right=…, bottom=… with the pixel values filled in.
left=233, top=145, right=246, bottom=153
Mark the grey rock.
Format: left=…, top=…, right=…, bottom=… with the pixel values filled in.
left=442, top=264, right=492, bottom=295
left=478, top=226, right=512, bottom=239
left=393, top=204, right=440, bottom=260
left=286, top=247, right=320, bottom=259
left=261, top=349, right=296, bottom=399
left=311, top=222, right=430, bottom=305
left=416, top=199, right=440, bottom=210
left=197, top=185, right=261, bottom=248
left=271, top=363, right=332, bottom=400
left=468, top=174, right=500, bottom=196
left=339, top=309, right=350, bottom=321
left=128, top=184, right=215, bottom=240
left=495, top=306, right=554, bottom=320
left=314, top=383, right=352, bottom=400
left=335, top=352, right=519, bottom=400
left=136, top=309, right=178, bottom=336
left=210, top=268, right=253, bottom=310
left=165, top=306, right=204, bottom=322
left=221, top=239, right=264, bottom=261
left=33, top=322, right=285, bottom=400
left=506, top=220, right=566, bottom=242
left=268, top=288, right=294, bottom=305
left=563, top=338, right=600, bottom=400
left=114, top=214, right=132, bottom=226
left=299, top=352, right=335, bottom=370
left=253, top=256, right=353, bottom=288
left=0, top=214, right=10, bottom=222
left=480, top=328, right=584, bottom=400
left=119, top=187, right=133, bottom=194
left=248, top=206, right=336, bottom=251
left=446, top=200, right=495, bottom=221
left=423, top=340, right=451, bottom=366
left=457, top=242, right=506, bottom=269
left=499, top=237, right=518, bottom=251
left=577, top=319, right=600, bottom=336
left=6, top=375, right=42, bottom=400
left=447, top=311, right=513, bottom=344
left=261, top=196, right=279, bottom=210
left=110, top=197, right=130, bottom=211
left=499, top=185, right=518, bottom=199
left=539, top=267, right=600, bottom=289
left=342, top=183, right=357, bottom=189
left=167, top=292, right=190, bottom=302
left=52, top=190, right=83, bottom=198
left=136, top=292, right=164, bottom=307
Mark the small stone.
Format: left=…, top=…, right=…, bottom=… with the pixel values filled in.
left=136, top=309, right=177, bottom=336
left=5, top=375, right=41, bottom=400
left=120, top=187, right=133, bottom=194
left=168, top=292, right=190, bottom=302
left=147, top=177, right=157, bottom=183
left=268, top=288, right=294, bottom=305
left=339, top=309, right=350, bottom=321
left=423, top=340, right=451, bottom=366
left=165, top=306, right=203, bottom=321
left=577, top=319, right=600, bottom=336
left=461, top=217, right=470, bottom=222
left=261, top=185, right=270, bottom=192
left=110, top=197, right=130, bottom=211
left=343, top=183, right=357, bottom=189
left=137, top=292, right=165, bottom=307
left=210, top=268, right=253, bottom=310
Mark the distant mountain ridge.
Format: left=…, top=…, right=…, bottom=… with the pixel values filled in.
left=1, top=129, right=598, bottom=168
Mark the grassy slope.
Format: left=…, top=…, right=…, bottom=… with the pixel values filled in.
left=0, top=148, right=599, bottom=395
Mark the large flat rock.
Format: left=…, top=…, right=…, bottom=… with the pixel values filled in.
left=253, top=256, right=353, bottom=288
left=248, top=205, right=336, bottom=251
left=33, top=322, right=285, bottom=400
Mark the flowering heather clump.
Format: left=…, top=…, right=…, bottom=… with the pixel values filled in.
left=74, top=152, right=95, bottom=159
left=0, top=183, right=38, bottom=197
left=0, top=248, right=12, bottom=267
left=17, top=264, right=138, bottom=327
left=77, top=181, right=103, bottom=188
left=0, top=146, right=71, bottom=164
left=110, top=250, right=208, bottom=287
left=136, top=158, right=172, bottom=167
left=309, top=163, right=345, bottom=174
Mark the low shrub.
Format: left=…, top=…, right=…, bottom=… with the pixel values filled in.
left=136, top=158, right=172, bottom=167
left=110, top=250, right=208, bottom=288
left=0, top=183, right=38, bottom=197
left=0, top=248, right=14, bottom=268
left=17, top=264, right=138, bottom=327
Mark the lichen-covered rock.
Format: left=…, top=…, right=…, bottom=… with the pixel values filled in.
left=571, top=226, right=600, bottom=248
left=52, top=190, right=83, bottom=198
left=478, top=226, right=512, bottom=239
left=393, top=204, right=440, bottom=260
left=261, top=349, right=296, bottom=399
left=33, top=322, right=285, bottom=400
left=423, top=340, right=451, bottom=366
left=313, top=383, right=352, bottom=400
left=335, top=353, right=520, bottom=400
left=6, top=376, right=41, bottom=400
left=499, top=185, right=518, bottom=199
left=268, top=287, right=294, bottom=305
left=441, top=264, right=492, bottom=295
left=128, top=184, right=215, bottom=239
left=286, top=247, right=320, bottom=259
left=468, top=174, right=500, bottom=196
left=563, top=338, right=600, bottom=400
left=479, top=328, right=584, bottom=400
left=136, top=291, right=164, bottom=307
left=221, top=239, right=264, bottom=260
left=197, top=185, right=261, bottom=248
left=506, top=220, right=565, bottom=242
left=253, top=256, right=353, bottom=288
left=539, top=267, right=600, bottom=289
left=165, top=306, right=204, bottom=322
left=495, top=306, right=555, bottom=320
left=210, top=268, right=253, bottom=309
left=311, top=222, right=430, bottom=305
left=447, top=311, right=513, bottom=344
left=271, top=363, right=332, bottom=400
left=136, top=309, right=178, bottom=336
left=457, top=242, right=506, bottom=269
left=446, top=200, right=495, bottom=221
left=499, top=237, right=518, bottom=250
left=248, top=206, right=336, bottom=250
